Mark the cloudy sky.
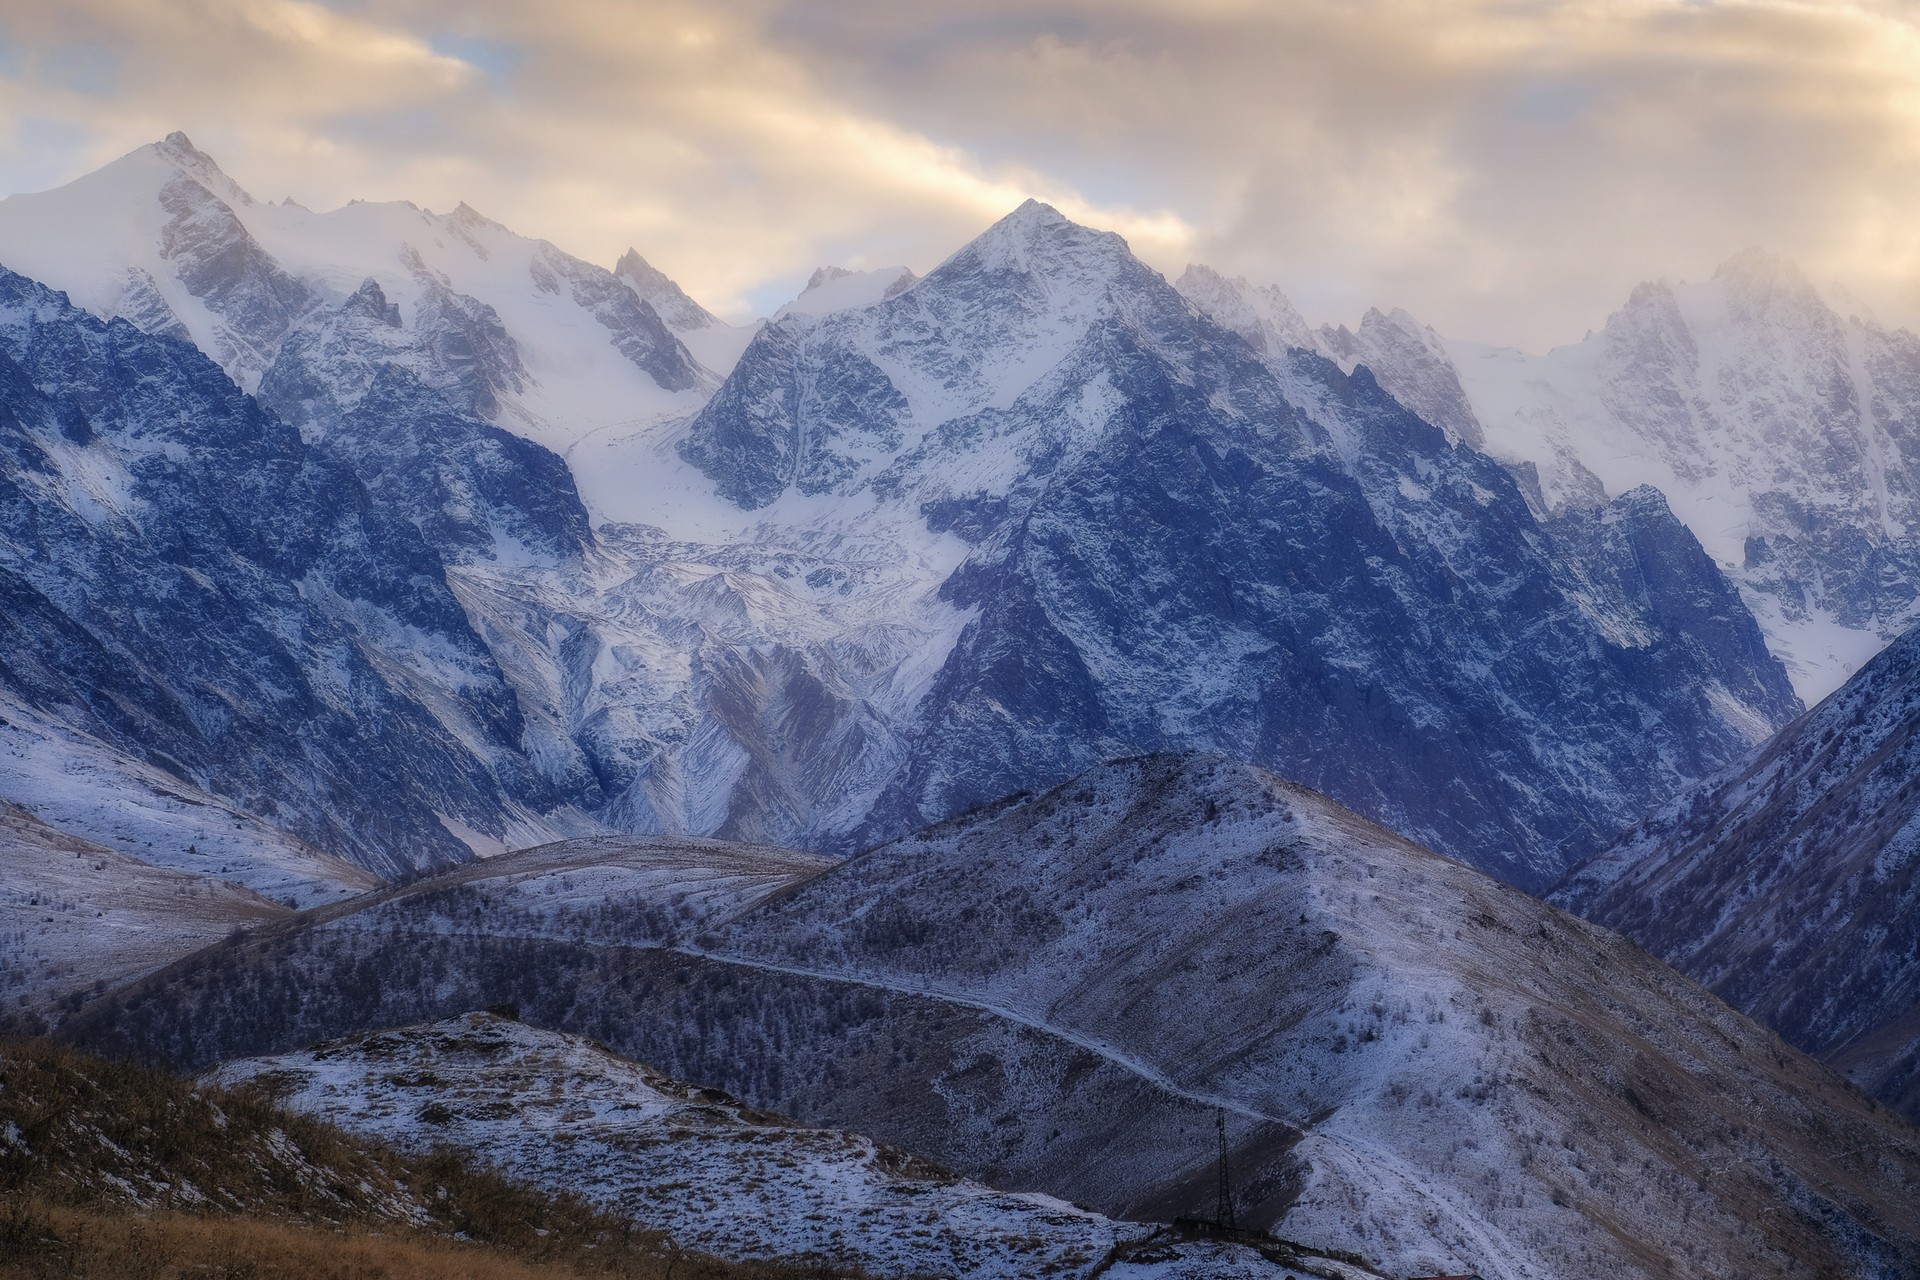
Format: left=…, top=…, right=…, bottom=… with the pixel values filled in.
left=1, top=0, right=1917, bottom=344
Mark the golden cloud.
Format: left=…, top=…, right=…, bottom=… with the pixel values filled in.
left=0, top=0, right=1914, bottom=339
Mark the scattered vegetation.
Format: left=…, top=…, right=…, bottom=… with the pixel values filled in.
left=0, top=1037, right=867, bottom=1279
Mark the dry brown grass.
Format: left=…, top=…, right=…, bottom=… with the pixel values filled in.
left=0, top=1200, right=841, bottom=1280
left=0, top=1038, right=867, bottom=1280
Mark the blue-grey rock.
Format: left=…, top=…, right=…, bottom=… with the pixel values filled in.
left=1556, top=621, right=1920, bottom=1120
left=684, top=203, right=1799, bottom=887
left=0, top=268, right=566, bottom=876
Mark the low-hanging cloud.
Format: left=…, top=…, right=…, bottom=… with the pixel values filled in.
left=0, top=0, right=1916, bottom=342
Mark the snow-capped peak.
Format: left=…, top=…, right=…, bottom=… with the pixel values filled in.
left=1618, top=276, right=1681, bottom=314
left=1174, top=263, right=1318, bottom=355
left=341, top=276, right=401, bottom=328
left=609, top=248, right=759, bottom=375
left=150, top=131, right=255, bottom=207
left=774, top=264, right=917, bottom=319
left=444, top=200, right=513, bottom=236
left=928, top=198, right=1133, bottom=288
left=613, top=247, right=721, bottom=332
left=0, top=136, right=722, bottom=472
left=1176, top=266, right=1487, bottom=449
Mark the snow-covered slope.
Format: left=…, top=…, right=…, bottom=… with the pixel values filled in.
left=298, top=831, right=837, bottom=939
left=437, top=522, right=971, bottom=848
left=0, top=799, right=291, bottom=1022
left=1316, top=307, right=1485, bottom=450
left=0, top=133, right=712, bottom=471
left=0, top=691, right=375, bottom=908
left=66, top=761, right=1920, bottom=1280
left=212, top=1012, right=1323, bottom=1279
left=1556, top=621, right=1920, bottom=1121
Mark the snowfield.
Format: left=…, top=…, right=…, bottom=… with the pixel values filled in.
left=0, top=799, right=287, bottom=1019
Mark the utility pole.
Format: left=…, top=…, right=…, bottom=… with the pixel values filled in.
left=1214, top=1107, right=1236, bottom=1230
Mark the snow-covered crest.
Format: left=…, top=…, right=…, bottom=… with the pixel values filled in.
left=0, top=132, right=717, bottom=462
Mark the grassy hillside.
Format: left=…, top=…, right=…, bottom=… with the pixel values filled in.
left=0, top=1036, right=852, bottom=1279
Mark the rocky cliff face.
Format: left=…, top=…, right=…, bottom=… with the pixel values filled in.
left=0, top=268, right=588, bottom=876
left=1557, top=621, right=1920, bottom=1120
left=684, top=202, right=1797, bottom=885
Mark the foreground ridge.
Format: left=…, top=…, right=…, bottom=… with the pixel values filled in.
left=54, top=755, right=1920, bottom=1280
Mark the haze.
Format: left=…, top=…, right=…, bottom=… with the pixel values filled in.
left=2, top=0, right=1917, bottom=345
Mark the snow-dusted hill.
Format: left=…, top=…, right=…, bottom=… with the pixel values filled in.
left=64, top=759, right=1920, bottom=1280
left=0, top=799, right=292, bottom=1021
left=1557, top=621, right=1920, bottom=1121
left=0, top=691, right=375, bottom=909
left=212, top=1012, right=1332, bottom=1279
left=716, top=755, right=1920, bottom=1280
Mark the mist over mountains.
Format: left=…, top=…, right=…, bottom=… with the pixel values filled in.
left=0, top=135, right=1823, bottom=887
left=3, top=134, right=1919, bottom=1279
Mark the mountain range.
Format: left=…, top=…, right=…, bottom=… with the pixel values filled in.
left=5, top=133, right=1920, bottom=1279
left=0, top=135, right=1818, bottom=892
left=1182, top=254, right=1920, bottom=700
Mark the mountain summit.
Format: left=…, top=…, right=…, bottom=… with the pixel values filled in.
left=682, top=201, right=1796, bottom=884
left=0, top=134, right=714, bottom=469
